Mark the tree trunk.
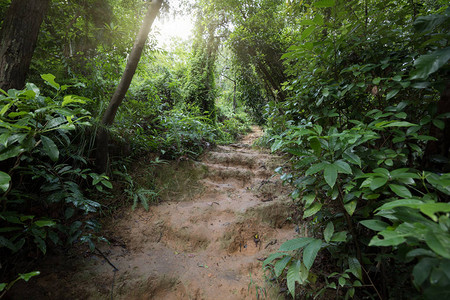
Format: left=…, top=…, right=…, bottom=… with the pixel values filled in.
left=95, top=0, right=163, bottom=172
left=0, top=0, right=50, bottom=91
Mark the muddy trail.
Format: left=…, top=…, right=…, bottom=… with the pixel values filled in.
left=11, top=127, right=298, bottom=300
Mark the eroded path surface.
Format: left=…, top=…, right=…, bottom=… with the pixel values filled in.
left=17, top=127, right=296, bottom=299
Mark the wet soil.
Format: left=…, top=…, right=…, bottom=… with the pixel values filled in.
left=10, top=126, right=297, bottom=300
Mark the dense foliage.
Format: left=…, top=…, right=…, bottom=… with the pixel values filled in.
left=0, top=0, right=449, bottom=298
left=0, top=0, right=250, bottom=293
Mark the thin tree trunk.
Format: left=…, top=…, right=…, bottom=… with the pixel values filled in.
left=95, top=0, right=163, bottom=172
left=0, top=0, right=50, bottom=91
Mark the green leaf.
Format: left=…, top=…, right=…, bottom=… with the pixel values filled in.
left=343, top=150, right=361, bottom=167
left=274, top=256, right=292, bottom=277
left=313, top=13, right=324, bottom=26
left=360, top=219, right=389, bottom=231
left=420, top=203, right=450, bottom=221
left=287, top=260, right=302, bottom=297
left=344, top=201, right=357, bottom=216
left=425, top=231, right=450, bottom=259
left=369, top=229, right=406, bottom=246
left=324, top=164, right=338, bottom=188
left=331, top=231, right=347, bottom=242
left=0, top=171, right=11, bottom=192
left=324, top=222, right=334, bottom=243
left=34, top=220, right=56, bottom=227
left=410, top=47, right=450, bottom=80
left=300, top=26, right=315, bottom=41
left=432, top=119, right=445, bottom=130
left=370, top=177, right=388, bottom=190
left=263, top=252, right=287, bottom=266
left=279, top=237, right=315, bottom=251
left=40, top=135, right=59, bottom=161
left=0, top=236, right=17, bottom=251
left=386, top=89, right=400, bottom=100
left=375, top=199, right=423, bottom=211
left=303, top=193, right=316, bottom=207
left=303, top=202, right=322, bottom=218
left=41, top=74, right=60, bottom=90
left=309, top=137, right=322, bottom=156
left=303, top=239, right=322, bottom=270
left=392, top=75, right=402, bottom=81
left=19, top=271, right=40, bottom=282
left=305, top=162, right=327, bottom=176
left=101, top=180, right=113, bottom=189
left=313, top=0, right=335, bottom=8
left=34, top=236, right=46, bottom=254
left=348, top=257, right=362, bottom=280
left=381, top=121, right=418, bottom=128
left=334, top=160, right=352, bottom=174
left=413, top=258, right=436, bottom=286
left=62, top=95, right=86, bottom=107
left=389, top=184, right=412, bottom=198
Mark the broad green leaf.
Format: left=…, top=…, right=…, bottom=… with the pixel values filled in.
left=280, top=237, right=315, bottom=251
left=0, top=145, right=25, bottom=161
left=263, top=252, right=287, bottom=266
left=334, top=160, right=352, bottom=174
left=301, top=26, right=315, bottom=41
left=101, top=180, right=113, bottom=189
left=348, top=257, right=362, bottom=280
left=389, top=184, right=412, bottom=198
left=19, top=271, right=40, bottom=282
left=331, top=231, right=347, bottom=242
left=392, top=75, right=402, bottom=81
left=313, top=13, right=324, bottom=25
left=274, top=256, right=292, bottom=277
left=0, top=171, right=11, bottom=192
left=370, top=177, right=388, bottom=190
left=300, top=262, right=309, bottom=282
left=344, top=201, right=357, bottom=216
left=420, top=203, right=450, bottom=221
left=303, top=193, right=316, bottom=207
left=410, top=47, right=450, bottom=80
left=375, top=199, right=423, bottom=211
left=287, top=260, right=302, bottom=297
left=381, top=121, right=418, bottom=127
left=425, top=231, right=450, bottom=259
left=0, top=236, right=17, bottom=251
left=360, top=219, right=389, bottom=231
left=433, top=119, right=445, bottom=130
left=303, top=202, right=322, bottom=218
left=62, top=95, right=87, bottom=107
left=34, top=236, right=46, bottom=254
left=303, top=239, right=322, bottom=270
left=386, top=89, right=400, bottom=100
left=34, top=220, right=56, bottom=227
left=369, top=229, right=406, bottom=246
left=271, top=139, right=283, bottom=152
left=41, top=74, right=60, bottom=90
left=40, top=135, right=59, bottom=161
left=305, top=162, right=326, bottom=176
left=413, top=258, right=436, bottom=286
left=343, top=150, right=361, bottom=167
left=324, top=164, right=338, bottom=188
left=324, top=222, right=334, bottom=243
left=313, top=0, right=335, bottom=8
left=309, top=137, right=322, bottom=156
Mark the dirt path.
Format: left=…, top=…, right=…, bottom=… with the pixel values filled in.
left=14, top=127, right=296, bottom=299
